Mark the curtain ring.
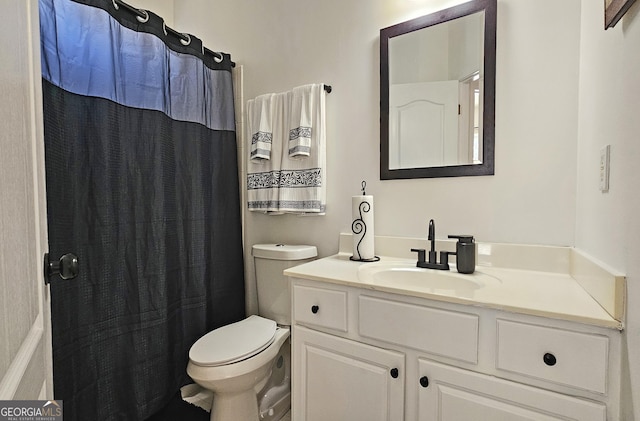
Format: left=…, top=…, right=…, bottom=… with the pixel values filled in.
left=213, top=53, right=223, bottom=63
left=180, top=33, right=191, bottom=46
left=162, top=22, right=168, bottom=36
left=112, top=0, right=119, bottom=10
left=136, top=9, right=149, bottom=23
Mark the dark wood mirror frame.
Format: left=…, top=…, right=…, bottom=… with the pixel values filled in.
left=380, top=0, right=497, bottom=180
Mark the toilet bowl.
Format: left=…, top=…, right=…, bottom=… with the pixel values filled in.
left=187, top=244, right=317, bottom=421
left=187, top=315, right=290, bottom=421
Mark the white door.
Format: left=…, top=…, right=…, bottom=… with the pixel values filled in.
left=0, top=0, right=53, bottom=400
left=389, top=81, right=459, bottom=169
left=292, top=326, right=405, bottom=421
left=418, top=359, right=606, bottom=421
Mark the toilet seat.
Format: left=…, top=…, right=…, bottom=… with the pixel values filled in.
left=189, top=315, right=277, bottom=367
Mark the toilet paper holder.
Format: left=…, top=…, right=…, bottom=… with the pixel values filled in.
left=350, top=181, right=380, bottom=262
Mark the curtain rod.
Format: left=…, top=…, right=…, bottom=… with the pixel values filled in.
left=112, top=0, right=235, bottom=67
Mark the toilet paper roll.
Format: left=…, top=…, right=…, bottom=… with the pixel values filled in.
left=351, top=195, right=375, bottom=260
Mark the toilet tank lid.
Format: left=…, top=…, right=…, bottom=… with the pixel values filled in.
left=252, top=244, right=317, bottom=260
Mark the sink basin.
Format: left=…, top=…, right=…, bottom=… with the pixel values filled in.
left=357, top=261, right=499, bottom=294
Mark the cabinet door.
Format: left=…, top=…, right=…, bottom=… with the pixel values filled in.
left=292, top=326, right=404, bottom=421
left=418, top=359, right=606, bottom=421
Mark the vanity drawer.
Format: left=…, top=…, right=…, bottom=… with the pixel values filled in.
left=359, top=295, right=478, bottom=364
left=496, top=319, right=609, bottom=394
left=293, top=285, right=348, bottom=332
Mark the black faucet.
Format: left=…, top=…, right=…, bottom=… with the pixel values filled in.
left=411, top=219, right=450, bottom=270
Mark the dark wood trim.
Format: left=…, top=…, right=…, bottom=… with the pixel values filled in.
left=605, top=0, right=637, bottom=29
left=380, top=0, right=496, bottom=180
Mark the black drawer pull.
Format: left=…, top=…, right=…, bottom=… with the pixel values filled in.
left=419, top=376, right=429, bottom=388
left=543, top=352, right=557, bottom=366
left=390, top=368, right=399, bottom=378
left=311, top=305, right=319, bottom=314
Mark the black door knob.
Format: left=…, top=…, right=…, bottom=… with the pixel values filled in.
left=543, top=353, right=557, bottom=366
left=311, top=305, right=319, bottom=314
left=420, top=376, right=429, bottom=388
left=390, top=368, right=399, bottom=378
left=44, top=252, right=79, bottom=285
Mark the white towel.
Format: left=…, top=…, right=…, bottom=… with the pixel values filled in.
left=288, top=85, right=316, bottom=158
left=247, top=92, right=287, bottom=212
left=248, top=94, right=275, bottom=161
left=278, top=84, right=326, bottom=214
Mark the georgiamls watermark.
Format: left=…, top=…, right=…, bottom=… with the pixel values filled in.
left=0, top=400, right=62, bottom=421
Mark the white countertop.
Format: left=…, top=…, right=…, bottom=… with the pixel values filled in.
left=285, top=252, right=622, bottom=330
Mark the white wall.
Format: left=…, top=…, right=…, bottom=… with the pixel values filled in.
left=575, top=2, right=640, bottom=418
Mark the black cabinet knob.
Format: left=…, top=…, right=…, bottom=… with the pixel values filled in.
left=390, top=368, right=399, bottom=378
left=419, top=376, right=429, bottom=388
left=543, top=353, right=557, bottom=366
left=311, top=305, right=319, bottom=314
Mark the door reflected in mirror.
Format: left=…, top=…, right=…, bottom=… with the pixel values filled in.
left=381, top=0, right=496, bottom=179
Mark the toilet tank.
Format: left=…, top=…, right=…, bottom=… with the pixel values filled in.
left=252, top=244, right=317, bottom=325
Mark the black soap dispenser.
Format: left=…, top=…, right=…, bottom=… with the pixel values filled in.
left=448, top=235, right=476, bottom=274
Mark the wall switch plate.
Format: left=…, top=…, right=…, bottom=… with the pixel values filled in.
left=600, top=144, right=610, bottom=192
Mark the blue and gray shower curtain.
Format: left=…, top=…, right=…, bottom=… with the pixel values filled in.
left=39, top=0, right=245, bottom=419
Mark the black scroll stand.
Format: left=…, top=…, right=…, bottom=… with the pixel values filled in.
left=350, top=181, right=380, bottom=263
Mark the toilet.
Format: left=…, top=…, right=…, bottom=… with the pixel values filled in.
left=187, top=244, right=317, bottom=421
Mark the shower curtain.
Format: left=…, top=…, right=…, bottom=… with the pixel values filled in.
left=39, top=0, right=245, bottom=419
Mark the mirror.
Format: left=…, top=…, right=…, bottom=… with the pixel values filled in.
left=380, top=0, right=496, bottom=179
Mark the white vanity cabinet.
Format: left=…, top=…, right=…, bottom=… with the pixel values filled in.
left=290, top=278, right=620, bottom=421
left=291, top=283, right=405, bottom=420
